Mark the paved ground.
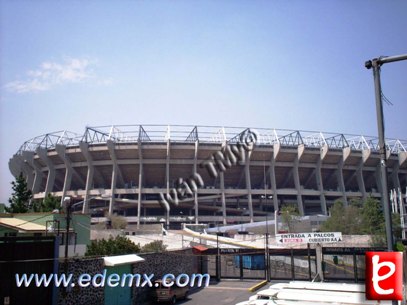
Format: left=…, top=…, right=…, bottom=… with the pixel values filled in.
left=177, top=279, right=269, bottom=305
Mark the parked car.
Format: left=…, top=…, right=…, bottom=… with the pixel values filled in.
left=235, top=284, right=287, bottom=305
left=152, top=279, right=189, bottom=304
left=236, top=282, right=392, bottom=305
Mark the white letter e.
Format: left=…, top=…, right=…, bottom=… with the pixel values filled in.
left=372, top=255, right=395, bottom=295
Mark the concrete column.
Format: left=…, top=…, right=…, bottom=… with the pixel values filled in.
left=353, top=150, right=369, bottom=201
left=107, top=140, right=124, bottom=188
left=22, top=151, right=42, bottom=193
left=357, top=149, right=370, bottom=201
left=11, top=155, right=35, bottom=190
left=399, top=151, right=407, bottom=168
left=356, top=165, right=367, bottom=201
left=337, top=160, right=347, bottom=205
left=294, top=144, right=305, bottom=215
left=316, top=159, right=327, bottom=215
left=61, top=167, right=72, bottom=204
left=244, top=150, right=253, bottom=222
left=56, top=145, right=73, bottom=206
left=16, top=155, right=33, bottom=192
left=271, top=144, right=280, bottom=212
left=109, top=165, right=117, bottom=214
left=37, top=147, right=55, bottom=196
left=80, top=142, right=94, bottom=214
left=8, top=156, right=24, bottom=180
left=10, top=154, right=37, bottom=211
left=391, top=164, right=401, bottom=190
left=106, top=140, right=124, bottom=215
left=339, top=147, right=351, bottom=205
left=220, top=172, right=227, bottom=225
left=318, top=145, right=328, bottom=215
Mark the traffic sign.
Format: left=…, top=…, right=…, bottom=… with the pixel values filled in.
left=276, top=232, right=342, bottom=244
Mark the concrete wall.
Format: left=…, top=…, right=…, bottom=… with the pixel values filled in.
left=133, top=249, right=200, bottom=305
left=57, top=249, right=200, bottom=305
left=58, top=258, right=105, bottom=305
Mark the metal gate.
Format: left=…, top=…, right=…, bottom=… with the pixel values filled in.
left=0, top=236, right=58, bottom=305
left=322, top=247, right=385, bottom=282
left=204, top=248, right=316, bottom=281
left=269, top=248, right=316, bottom=281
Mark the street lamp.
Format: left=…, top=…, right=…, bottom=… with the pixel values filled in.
left=261, top=194, right=272, bottom=281
left=262, top=159, right=273, bottom=281
left=63, top=196, right=72, bottom=265
left=365, top=54, right=407, bottom=253
left=261, top=195, right=273, bottom=233
left=63, top=195, right=109, bottom=262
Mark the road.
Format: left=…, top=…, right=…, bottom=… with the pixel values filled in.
left=177, top=280, right=268, bottom=305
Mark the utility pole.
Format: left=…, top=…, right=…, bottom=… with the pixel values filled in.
left=63, top=197, right=72, bottom=268
left=265, top=217, right=269, bottom=281
left=365, top=54, right=407, bottom=305
left=365, top=54, right=407, bottom=252
left=262, top=160, right=270, bottom=281
left=216, top=232, right=220, bottom=282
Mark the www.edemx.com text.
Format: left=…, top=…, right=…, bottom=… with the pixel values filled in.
left=16, top=271, right=210, bottom=288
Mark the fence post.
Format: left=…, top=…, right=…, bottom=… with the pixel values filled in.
left=353, top=252, right=358, bottom=283
left=307, top=243, right=312, bottom=281
left=216, top=233, right=221, bottom=281
left=290, top=248, right=295, bottom=280
left=239, top=255, right=243, bottom=279
left=315, top=244, right=324, bottom=281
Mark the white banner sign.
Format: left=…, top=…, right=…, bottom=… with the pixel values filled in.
left=276, top=232, right=342, bottom=244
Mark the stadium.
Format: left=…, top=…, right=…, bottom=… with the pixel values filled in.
left=8, top=125, right=407, bottom=228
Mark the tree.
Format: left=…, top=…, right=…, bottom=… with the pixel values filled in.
left=280, top=204, right=299, bottom=232
left=32, top=194, right=61, bottom=212
left=108, top=213, right=128, bottom=230
left=360, top=197, right=402, bottom=246
left=85, top=235, right=141, bottom=256
left=321, top=197, right=401, bottom=247
left=391, top=213, right=402, bottom=240
left=322, top=200, right=364, bottom=235
left=361, top=197, right=385, bottom=235
left=5, top=173, right=32, bottom=213
left=141, top=240, right=167, bottom=253
left=321, top=201, right=347, bottom=233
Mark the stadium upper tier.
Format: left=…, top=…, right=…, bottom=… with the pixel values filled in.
left=9, top=125, right=407, bottom=226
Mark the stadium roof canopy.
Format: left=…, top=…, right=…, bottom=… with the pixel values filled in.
left=16, top=124, right=407, bottom=155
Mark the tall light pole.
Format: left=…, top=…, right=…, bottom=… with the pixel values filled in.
left=262, top=194, right=272, bottom=281
left=63, top=196, right=72, bottom=266
left=365, top=54, right=407, bottom=253
left=262, top=160, right=272, bottom=281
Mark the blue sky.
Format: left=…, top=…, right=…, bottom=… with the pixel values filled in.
left=1, top=0, right=406, bottom=203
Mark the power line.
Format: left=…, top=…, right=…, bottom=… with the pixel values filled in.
left=381, top=91, right=393, bottom=106
left=2, top=212, right=54, bottom=228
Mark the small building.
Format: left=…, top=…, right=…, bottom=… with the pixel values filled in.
left=0, top=212, right=91, bottom=257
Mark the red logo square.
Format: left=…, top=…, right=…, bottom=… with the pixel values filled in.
left=365, top=252, right=403, bottom=301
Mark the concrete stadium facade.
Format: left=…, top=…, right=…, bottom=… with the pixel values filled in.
left=9, top=125, right=407, bottom=227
